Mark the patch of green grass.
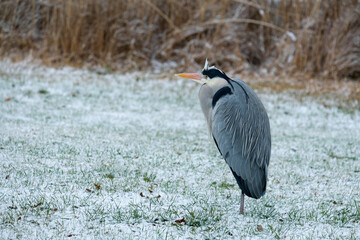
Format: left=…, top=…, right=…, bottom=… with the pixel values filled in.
left=104, top=173, right=115, bottom=180
left=328, top=151, right=357, bottom=161
left=218, top=181, right=235, bottom=189
left=143, top=172, right=157, bottom=183
left=113, top=209, right=124, bottom=223
left=38, top=89, right=48, bottom=94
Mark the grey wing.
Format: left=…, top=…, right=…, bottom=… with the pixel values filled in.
left=212, top=80, right=271, bottom=199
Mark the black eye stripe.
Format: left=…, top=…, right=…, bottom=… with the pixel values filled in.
left=202, top=68, right=230, bottom=80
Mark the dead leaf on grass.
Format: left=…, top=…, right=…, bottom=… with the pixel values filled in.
left=174, top=218, right=186, bottom=224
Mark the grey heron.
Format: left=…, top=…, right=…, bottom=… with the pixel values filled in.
left=176, top=59, right=271, bottom=214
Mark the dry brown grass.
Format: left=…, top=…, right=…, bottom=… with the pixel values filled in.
left=0, top=0, right=359, bottom=80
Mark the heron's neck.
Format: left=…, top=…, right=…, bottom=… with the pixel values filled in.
left=198, top=77, right=230, bottom=134
left=207, top=77, right=229, bottom=91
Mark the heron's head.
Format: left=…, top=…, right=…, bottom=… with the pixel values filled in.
left=176, top=59, right=230, bottom=84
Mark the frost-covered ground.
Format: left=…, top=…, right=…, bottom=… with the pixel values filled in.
left=0, top=60, right=359, bottom=239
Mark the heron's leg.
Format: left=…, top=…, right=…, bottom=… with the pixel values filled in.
left=240, top=191, right=245, bottom=214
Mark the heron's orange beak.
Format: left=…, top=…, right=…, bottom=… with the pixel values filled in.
left=175, top=73, right=203, bottom=81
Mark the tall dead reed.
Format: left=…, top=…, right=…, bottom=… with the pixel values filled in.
left=0, top=0, right=359, bottom=79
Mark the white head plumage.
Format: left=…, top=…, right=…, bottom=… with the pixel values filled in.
left=202, top=59, right=219, bottom=73
left=204, top=58, right=209, bottom=70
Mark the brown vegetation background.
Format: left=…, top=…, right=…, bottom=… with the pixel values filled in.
left=0, top=0, right=359, bottom=80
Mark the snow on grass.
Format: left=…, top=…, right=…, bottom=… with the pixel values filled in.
left=0, top=60, right=359, bottom=239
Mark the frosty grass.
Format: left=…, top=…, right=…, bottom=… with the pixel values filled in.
left=0, top=61, right=359, bottom=239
